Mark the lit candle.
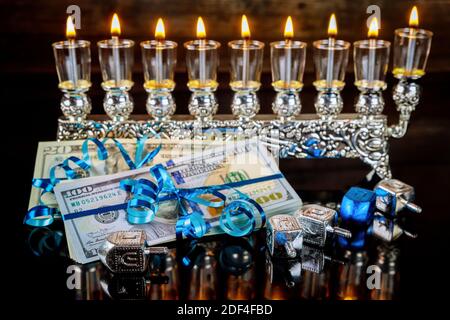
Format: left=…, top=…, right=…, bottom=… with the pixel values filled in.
left=367, top=17, right=379, bottom=84
left=197, top=17, right=207, bottom=84
left=241, top=15, right=251, bottom=86
left=284, top=16, right=294, bottom=85
left=155, top=18, right=165, bottom=85
left=111, top=13, right=121, bottom=86
left=66, top=16, right=78, bottom=87
left=406, top=6, right=419, bottom=73
left=326, top=14, right=337, bottom=87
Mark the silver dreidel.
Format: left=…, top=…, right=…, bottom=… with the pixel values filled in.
left=266, top=214, right=303, bottom=259
left=374, top=179, right=422, bottom=217
left=295, top=204, right=352, bottom=247
left=371, top=213, right=417, bottom=242
left=99, top=230, right=168, bottom=273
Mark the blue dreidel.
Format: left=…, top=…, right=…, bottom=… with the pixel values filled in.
left=340, top=187, right=376, bottom=226
left=337, top=228, right=369, bottom=250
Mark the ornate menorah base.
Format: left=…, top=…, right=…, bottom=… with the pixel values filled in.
left=57, top=114, right=392, bottom=179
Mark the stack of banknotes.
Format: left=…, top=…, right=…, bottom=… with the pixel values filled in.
left=30, top=139, right=301, bottom=264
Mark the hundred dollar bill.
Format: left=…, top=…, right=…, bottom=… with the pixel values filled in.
left=29, top=139, right=220, bottom=210
left=54, top=140, right=302, bottom=264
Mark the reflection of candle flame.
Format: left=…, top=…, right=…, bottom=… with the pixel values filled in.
left=197, top=17, right=206, bottom=39
left=155, top=18, right=165, bottom=40
left=241, top=15, right=251, bottom=39
left=328, top=14, right=337, bottom=37
left=66, top=16, right=76, bottom=39
left=368, top=17, right=379, bottom=38
left=111, top=13, right=121, bottom=37
left=284, top=16, right=294, bottom=39
left=409, top=6, right=419, bottom=27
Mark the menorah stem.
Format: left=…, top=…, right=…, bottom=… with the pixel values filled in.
left=314, top=88, right=343, bottom=119
left=60, top=89, right=91, bottom=122
left=389, top=79, right=421, bottom=139
left=103, top=89, right=134, bottom=122
left=146, top=90, right=176, bottom=122
left=272, top=89, right=302, bottom=122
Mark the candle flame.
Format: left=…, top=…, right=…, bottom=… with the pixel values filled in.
left=155, top=18, right=165, bottom=40
left=409, top=6, right=419, bottom=27
left=368, top=17, right=379, bottom=38
left=197, top=17, right=206, bottom=39
left=284, top=16, right=294, bottom=39
left=241, top=14, right=251, bottom=39
left=328, top=14, right=337, bottom=37
left=111, top=13, right=121, bottom=37
left=66, top=16, right=76, bottom=39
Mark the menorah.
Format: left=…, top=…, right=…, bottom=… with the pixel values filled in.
left=54, top=11, right=432, bottom=179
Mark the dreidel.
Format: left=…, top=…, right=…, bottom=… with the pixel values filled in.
left=266, top=214, right=303, bottom=259
left=374, top=179, right=422, bottom=217
left=340, top=187, right=376, bottom=226
left=295, top=204, right=352, bottom=247
left=99, top=230, right=168, bottom=273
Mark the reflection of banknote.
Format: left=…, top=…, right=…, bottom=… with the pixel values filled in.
left=29, top=139, right=219, bottom=209
left=54, top=141, right=302, bottom=264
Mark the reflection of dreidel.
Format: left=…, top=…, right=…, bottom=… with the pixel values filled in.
left=100, top=273, right=147, bottom=300
left=374, top=179, right=422, bottom=217
left=267, top=215, right=303, bottom=259
left=301, top=243, right=345, bottom=274
left=298, top=246, right=334, bottom=301
left=371, top=213, right=417, bottom=242
left=295, top=204, right=352, bottom=247
left=100, top=271, right=170, bottom=300
left=264, top=251, right=302, bottom=299
left=337, top=227, right=370, bottom=250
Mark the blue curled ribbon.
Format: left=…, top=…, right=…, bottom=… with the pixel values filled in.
left=119, top=163, right=270, bottom=239
left=24, top=131, right=161, bottom=227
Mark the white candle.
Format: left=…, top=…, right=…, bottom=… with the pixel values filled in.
left=196, top=17, right=207, bottom=85
left=155, top=18, right=166, bottom=85
left=367, top=17, right=379, bottom=86
left=368, top=38, right=376, bottom=83
left=284, top=16, right=294, bottom=86
left=405, top=29, right=416, bottom=72
left=326, top=37, right=335, bottom=86
left=112, top=35, right=121, bottom=86
left=199, top=39, right=206, bottom=84
left=66, top=16, right=78, bottom=87
left=156, top=42, right=163, bottom=84
left=68, top=39, right=78, bottom=86
left=285, top=40, right=292, bottom=85
left=243, top=40, right=249, bottom=86
left=406, top=7, right=419, bottom=74
left=326, top=14, right=337, bottom=87
left=110, top=14, right=122, bottom=87
left=241, top=15, right=251, bottom=87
